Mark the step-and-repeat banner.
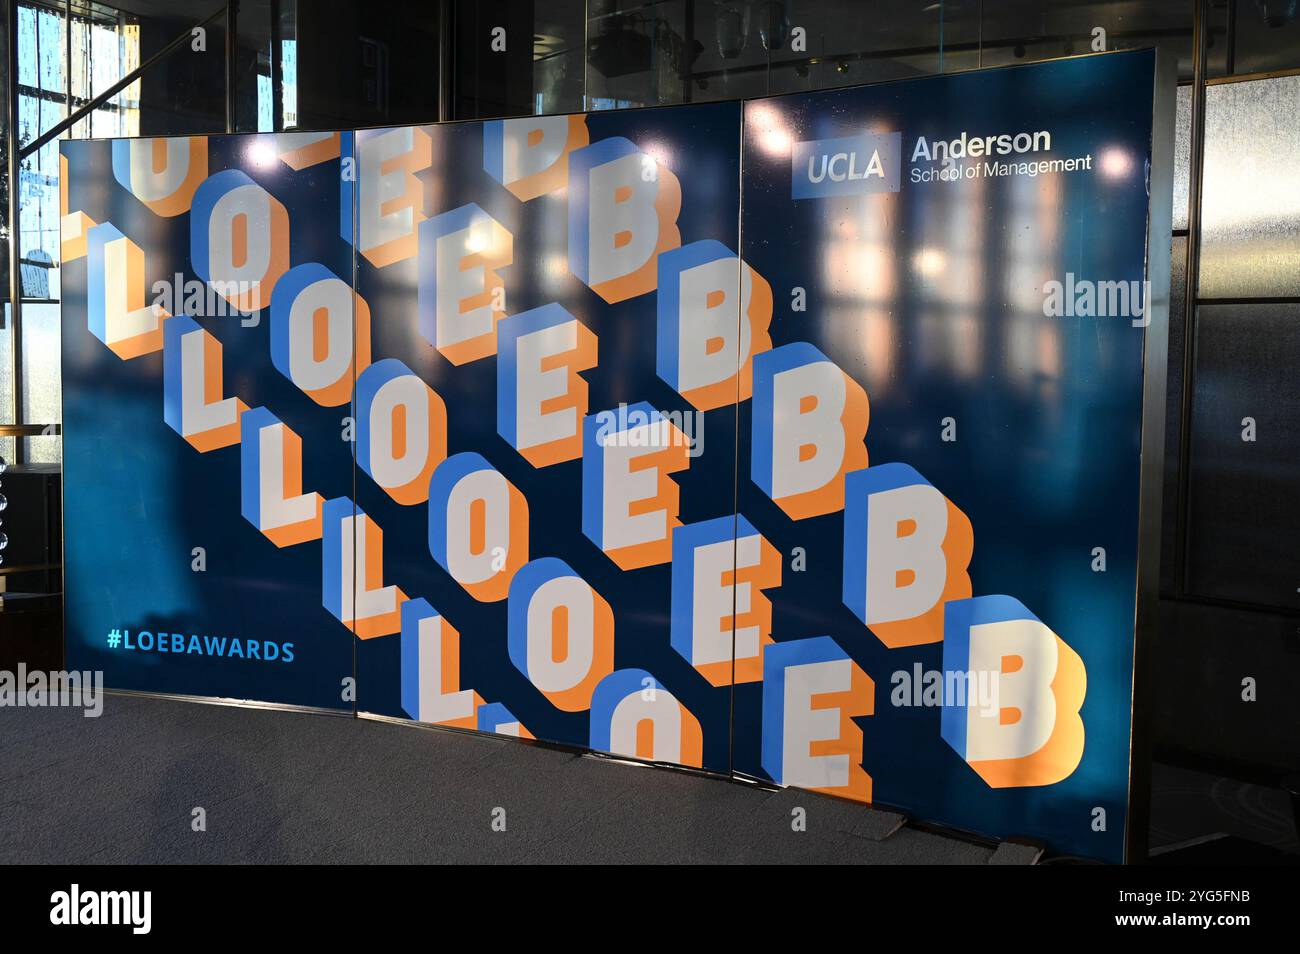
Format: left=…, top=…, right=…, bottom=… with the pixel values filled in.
left=61, top=51, right=1169, bottom=861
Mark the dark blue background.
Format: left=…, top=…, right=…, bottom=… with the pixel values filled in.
left=735, top=51, right=1158, bottom=862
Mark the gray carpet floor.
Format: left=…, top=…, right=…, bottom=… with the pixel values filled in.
left=0, top=693, right=1003, bottom=864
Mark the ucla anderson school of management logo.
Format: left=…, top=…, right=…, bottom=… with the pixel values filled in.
left=792, top=131, right=901, bottom=199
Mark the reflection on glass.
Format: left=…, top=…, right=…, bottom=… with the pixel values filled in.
left=916, top=165, right=985, bottom=382
left=257, top=73, right=273, bottom=132
left=1231, top=0, right=1300, bottom=75
left=533, top=0, right=585, bottom=115
left=72, top=6, right=141, bottom=140
left=1002, top=168, right=1062, bottom=389
left=1186, top=303, right=1300, bottom=610
left=17, top=2, right=69, bottom=294
left=0, top=308, right=13, bottom=426
left=977, top=0, right=1210, bottom=80
left=585, top=0, right=694, bottom=108
left=1160, top=234, right=1188, bottom=596
left=1173, top=84, right=1190, bottom=231
left=824, top=188, right=898, bottom=389
left=1199, top=75, right=1300, bottom=298
left=20, top=303, right=60, bottom=434
left=281, top=39, right=298, bottom=127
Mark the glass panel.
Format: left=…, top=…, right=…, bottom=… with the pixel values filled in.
left=18, top=1, right=68, bottom=300
left=584, top=0, right=690, bottom=108
left=0, top=306, right=13, bottom=429
left=1204, top=0, right=1232, bottom=78
left=443, top=1, right=1252, bottom=119
left=136, top=6, right=226, bottom=136
left=1185, top=303, right=1300, bottom=611
left=291, top=0, right=440, bottom=127
left=1199, top=74, right=1300, bottom=298
left=70, top=3, right=144, bottom=139
left=21, top=430, right=59, bottom=464
left=20, top=301, right=59, bottom=430
left=978, top=0, right=1219, bottom=81
left=232, top=0, right=301, bottom=131
left=1160, top=234, right=1187, bottom=597
left=237, top=0, right=269, bottom=132
left=231, top=0, right=295, bottom=133
left=685, top=0, right=781, bottom=103
left=69, top=1, right=246, bottom=137
left=1172, top=83, right=1191, bottom=231
left=0, top=0, right=10, bottom=306
left=0, top=461, right=60, bottom=587
left=533, top=0, right=584, bottom=114
left=1231, top=0, right=1300, bottom=75
left=759, top=0, right=977, bottom=99
left=280, top=5, right=298, bottom=127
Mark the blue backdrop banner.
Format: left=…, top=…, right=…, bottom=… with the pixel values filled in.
left=61, top=50, right=1170, bottom=862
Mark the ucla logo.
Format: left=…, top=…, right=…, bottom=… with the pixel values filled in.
left=792, top=132, right=901, bottom=199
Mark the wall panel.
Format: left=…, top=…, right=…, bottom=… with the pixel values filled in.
left=1199, top=75, right=1300, bottom=299
left=735, top=53, right=1166, bottom=862
left=60, top=51, right=1169, bottom=861
left=1185, top=303, right=1300, bottom=610
left=349, top=105, right=744, bottom=772
left=61, top=131, right=357, bottom=708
